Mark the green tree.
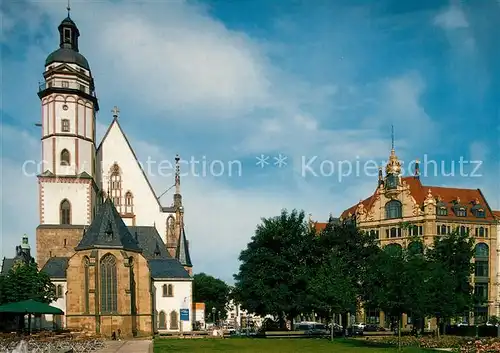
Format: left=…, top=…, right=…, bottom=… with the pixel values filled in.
left=312, top=221, right=380, bottom=329
left=233, top=209, right=314, bottom=327
left=426, top=229, right=475, bottom=336
left=307, top=250, right=357, bottom=339
left=0, top=261, right=56, bottom=305
left=193, top=273, right=230, bottom=322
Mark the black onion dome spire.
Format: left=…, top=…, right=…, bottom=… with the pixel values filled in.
left=45, top=10, right=90, bottom=70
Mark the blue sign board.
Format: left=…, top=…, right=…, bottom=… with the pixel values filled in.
left=180, top=309, right=189, bottom=321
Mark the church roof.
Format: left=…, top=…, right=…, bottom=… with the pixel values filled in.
left=75, top=198, right=142, bottom=252
left=0, top=258, right=14, bottom=276
left=149, top=258, right=191, bottom=280
left=128, top=226, right=172, bottom=260
left=175, top=226, right=192, bottom=267
left=41, top=257, right=68, bottom=279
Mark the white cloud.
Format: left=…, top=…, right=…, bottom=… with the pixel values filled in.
left=434, top=6, right=469, bottom=29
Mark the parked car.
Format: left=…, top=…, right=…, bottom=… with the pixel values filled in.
left=295, top=322, right=329, bottom=336
left=352, top=322, right=366, bottom=330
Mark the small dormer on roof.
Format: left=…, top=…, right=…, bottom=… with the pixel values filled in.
left=471, top=199, right=486, bottom=218
left=451, top=197, right=467, bottom=217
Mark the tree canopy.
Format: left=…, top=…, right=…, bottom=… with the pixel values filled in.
left=193, top=272, right=231, bottom=321
left=0, top=261, right=57, bottom=305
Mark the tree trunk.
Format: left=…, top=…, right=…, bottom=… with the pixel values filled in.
left=331, top=313, right=334, bottom=341
left=436, top=317, right=440, bottom=339
left=398, top=315, right=402, bottom=352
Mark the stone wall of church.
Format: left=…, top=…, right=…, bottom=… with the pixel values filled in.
left=36, top=225, right=83, bottom=269
left=65, top=249, right=153, bottom=337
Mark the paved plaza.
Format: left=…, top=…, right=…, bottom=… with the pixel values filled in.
left=96, top=340, right=152, bottom=353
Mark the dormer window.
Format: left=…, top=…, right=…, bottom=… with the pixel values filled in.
left=476, top=209, right=485, bottom=218
left=437, top=206, right=448, bottom=216
left=456, top=208, right=467, bottom=217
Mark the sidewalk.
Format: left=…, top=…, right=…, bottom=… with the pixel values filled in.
left=96, top=340, right=152, bottom=353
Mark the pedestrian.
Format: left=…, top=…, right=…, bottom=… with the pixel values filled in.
left=117, top=329, right=121, bottom=341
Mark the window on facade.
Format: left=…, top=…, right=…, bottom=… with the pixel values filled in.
left=437, top=206, right=448, bottom=216
left=60, top=199, right=71, bottom=225
left=478, top=227, right=485, bottom=237
left=475, top=243, right=489, bottom=258
left=61, top=119, right=70, bottom=132
left=385, top=200, right=402, bottom=219
left=474, top=306, right=488, bottom=325
left=60, top=149, right=70, bottom=166
left=169, top=311, right=179, bottom=329
left=460, top=226, right=467, bottom=235
left=475, top=260, right=489, bottom=278
left=125, top=191, right=133, bottom=214
left=441, top=225, right=447, bottom=235
left=83, top=257, right=90, bottom=313
left=456, top=208, right=467, bottom=217
left=61, top=80, right=69, bottom=88
left=158, top=311, right=166, bottom=329
left=162, top=284, right=168, bottom=297
left=109, top=163, right=122, bottom=213
left=57, top=285, right=63, bottom=298
left=167, top=284, right=174, bottom=297
left=474, top=283, right=488, bottom=303
left=390, top=227, right=398, bottom=238
left=100, top=254, right=118, bottom=313
left=365, top=308, right=380, bottom=324
left=64, top=28, right=71, bottom=42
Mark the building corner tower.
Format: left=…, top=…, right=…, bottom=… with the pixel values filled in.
left=36, top=10, right=99, bottom=269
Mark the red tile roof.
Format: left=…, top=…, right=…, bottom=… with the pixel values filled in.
left=493, top=211, right=500, bottom=220
left=313, top=222, right=328, bottom=232
left=340, top=177, right=496, bottom=222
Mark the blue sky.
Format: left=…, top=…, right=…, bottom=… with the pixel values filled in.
left=1, top=0, right=499, bottom=283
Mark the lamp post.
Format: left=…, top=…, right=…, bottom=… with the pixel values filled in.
left=218, top=311, right=221, bottom=328
left=212, top=307, right=216, bottom=328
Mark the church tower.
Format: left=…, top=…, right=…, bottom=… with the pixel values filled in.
left=36, top=8, right=99, bottom=269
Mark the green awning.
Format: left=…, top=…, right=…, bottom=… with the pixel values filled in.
left=0, top=299, right=63, bottom=315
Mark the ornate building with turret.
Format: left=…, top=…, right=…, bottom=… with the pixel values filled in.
left=34, top=11, right=194, bottom=336
left=312, top=145, right=500, bottom=328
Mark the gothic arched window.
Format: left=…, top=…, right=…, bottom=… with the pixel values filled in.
left=385, top=200, right=402, bottom=219
left=100, top=254, right=117, bottom=313
left=109, top=163, right=122, bottom=213
left=158, top=311, right=166, bottom=329
left=167, top=284, right=174, bottom=297
left=60, top=149, right=70, bottom=166
left=60, top=199, right=71, bottom=225
left=169, top=311, right=179, bottom=329
left=83, top=257, right=90, bottom=313
left=124, top=191, right=133, bottom=214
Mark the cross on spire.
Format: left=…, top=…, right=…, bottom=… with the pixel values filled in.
left=112, top=106, right=120, bottom=118
left=66, top=0, right=71, bottom=17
